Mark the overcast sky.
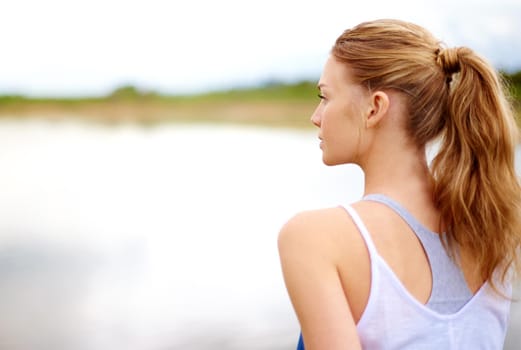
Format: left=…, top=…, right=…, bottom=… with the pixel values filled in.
left=2, top=0, right=520, bottom=97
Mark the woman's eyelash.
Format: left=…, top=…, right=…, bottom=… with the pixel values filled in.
left=317, top=94, right=325, bottom=99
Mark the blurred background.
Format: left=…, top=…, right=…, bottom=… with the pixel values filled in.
left=0, top=0, right=520, bottom=349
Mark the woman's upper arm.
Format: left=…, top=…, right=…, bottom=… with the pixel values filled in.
left=278, top=209, right=362, bottom=350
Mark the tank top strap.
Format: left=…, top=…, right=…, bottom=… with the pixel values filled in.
left=295, top=205, right=377, bottom=350
left=341, top=205, right=379, bottom=257
left=362, top=193, right=429, bottom=235
left=361, top=193, right=444, bottom=249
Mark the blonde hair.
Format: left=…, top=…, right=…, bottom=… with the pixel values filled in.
left=332, top=19, right=521, bottom=288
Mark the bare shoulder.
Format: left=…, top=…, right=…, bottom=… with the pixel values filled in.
left=277, top=205, right=371, bottom=347
left=278, top=206, right=367, bottom=264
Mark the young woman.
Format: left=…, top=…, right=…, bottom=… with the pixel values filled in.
left=278, top=19, right=521, bottom=349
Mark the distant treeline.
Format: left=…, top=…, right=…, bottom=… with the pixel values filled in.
left=0, top=80, right=321, bottom=127
left=0, top=81, right=318, bottom=104
left=0, top=70, right=520, bottom=102
left=0, top=71, right=519, bottom=127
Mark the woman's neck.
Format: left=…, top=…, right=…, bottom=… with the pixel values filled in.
left=360, top=141, right=439, bottom=231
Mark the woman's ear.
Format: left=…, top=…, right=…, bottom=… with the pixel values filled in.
left=365, top=91, right=390, bottom=128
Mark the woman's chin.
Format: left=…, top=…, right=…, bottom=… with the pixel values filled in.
left=322, top=156, right=339, bottom=166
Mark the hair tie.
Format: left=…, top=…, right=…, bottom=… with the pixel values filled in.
left=436, top=47, right=461, bottom=84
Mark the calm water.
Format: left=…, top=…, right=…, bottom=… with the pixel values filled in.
left=0, top=119, right=518, bottom=350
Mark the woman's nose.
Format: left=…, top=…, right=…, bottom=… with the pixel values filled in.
left=310, top=111, right=321, bottom=127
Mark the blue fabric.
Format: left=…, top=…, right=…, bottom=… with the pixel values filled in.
left=296, top=332, right=305, bottom=350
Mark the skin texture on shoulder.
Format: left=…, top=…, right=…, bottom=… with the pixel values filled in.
left=278, top=207, right=366, bottom=350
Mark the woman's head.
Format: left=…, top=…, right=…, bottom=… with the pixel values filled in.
left=312, top=54, right=411, bottom=166
left=331, top=19, right=450, bottom=149
left=311, top=56, right=371, bottom=165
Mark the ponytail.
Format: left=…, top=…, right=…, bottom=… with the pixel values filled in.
left=432, top=47, right=521, bottom=286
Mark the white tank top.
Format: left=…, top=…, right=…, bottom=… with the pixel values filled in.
left=342, top=204, right=512, bottom=350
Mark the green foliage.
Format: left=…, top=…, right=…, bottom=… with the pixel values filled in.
left=501, top=71, right=521, bottom=94
left=501, top=71, right=521, bottom=122
left=163, top=80, right=318, bottom=103
left=0, top=95, right=28, bottom=104
left=109, top=85, right=160, bottom=100
left=505, top=71, right=521, bottom=85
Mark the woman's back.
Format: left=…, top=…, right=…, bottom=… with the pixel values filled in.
left=291, top=194, right=511, bottom=349
left=344, top=195, right=511, bottom=349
